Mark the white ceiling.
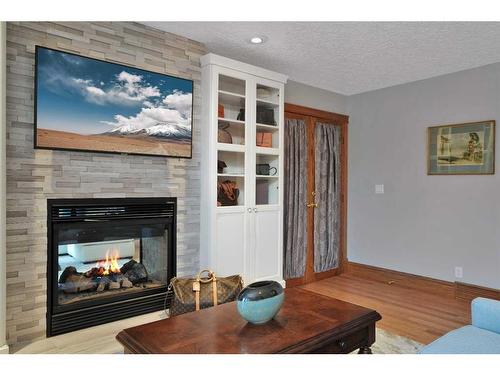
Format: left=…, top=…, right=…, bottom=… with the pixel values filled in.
left=144, top=22, right=500, bottom=95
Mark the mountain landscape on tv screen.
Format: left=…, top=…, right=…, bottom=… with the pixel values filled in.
left=35, top=47, right=193, bottom=157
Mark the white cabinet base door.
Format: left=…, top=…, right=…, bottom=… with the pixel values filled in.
left=214, top=210, right=247, bottom=278
left=253, top=208, right=282, bottom=283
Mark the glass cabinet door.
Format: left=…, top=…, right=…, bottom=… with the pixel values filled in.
left=216, top=73, right=247, bottom=207
left=254, top=82, right=281, bottom=206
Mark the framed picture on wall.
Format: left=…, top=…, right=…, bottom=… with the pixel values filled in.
left=427, top=120, right=495, bottom=175
left=34, top=46, right=193, bottom=158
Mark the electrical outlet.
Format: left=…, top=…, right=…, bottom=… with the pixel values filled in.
left=375, top=184, right=384, bottom=194
left=454, top=266, right=463, bottom=279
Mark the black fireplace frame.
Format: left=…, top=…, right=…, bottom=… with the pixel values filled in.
left=46, top=197, right=177, bottom=337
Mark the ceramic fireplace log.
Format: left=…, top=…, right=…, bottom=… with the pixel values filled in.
left=58, top=262, right=148, bottom=294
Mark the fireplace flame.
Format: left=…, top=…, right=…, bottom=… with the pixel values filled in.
left=96, top=250, right=121, bottom=276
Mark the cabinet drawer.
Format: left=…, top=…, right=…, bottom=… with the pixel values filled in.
left=311, top=327, right=370, bottom=354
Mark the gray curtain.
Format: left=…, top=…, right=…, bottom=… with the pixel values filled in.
left=283, top=118, right=308, bottom=279
left=314, top=122, right=341, bottom=272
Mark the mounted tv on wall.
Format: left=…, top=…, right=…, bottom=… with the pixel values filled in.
left=34, top=46, right=193, bottom=158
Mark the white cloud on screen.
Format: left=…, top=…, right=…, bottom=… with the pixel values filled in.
left=73, top=71, right=161, bottom=105
left=163, top=90, right=192, bottom=117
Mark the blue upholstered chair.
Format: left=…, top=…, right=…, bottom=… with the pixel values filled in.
left=420, top=297, right=500, bottom=354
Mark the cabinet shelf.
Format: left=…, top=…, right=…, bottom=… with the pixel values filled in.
left=256, top=175, right=279, bottom=179
left=256, top=146, right=279, bottom=155
left=218, top=173, right=245, bottom=178
left=217, top=143, right=246, bottom=153
left=256, top=98, right=279, bottom=107
left=219, top=90, right=245, bottom=107
left=218, top=89, right=245, bottom=98
left=256, top=123, right=279, bottom=131
left=218, top=117, right=245, bottom=126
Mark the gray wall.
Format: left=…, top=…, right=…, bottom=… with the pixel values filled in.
left=5, top=22, right=206, bottom=347
left=346, top=63, right=500, bottom=289
left=285, top=80, right=347, bottom=114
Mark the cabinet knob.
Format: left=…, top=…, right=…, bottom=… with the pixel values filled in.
left=253, top=208, right=257, bottom=213
left=247, top=208, right=252, bottom=213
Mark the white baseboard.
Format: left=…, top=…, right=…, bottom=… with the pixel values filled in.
left=0, top=344, right=9, bottom=354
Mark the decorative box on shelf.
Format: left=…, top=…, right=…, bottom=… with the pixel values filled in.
left=256, top=132, right=273, bottom=148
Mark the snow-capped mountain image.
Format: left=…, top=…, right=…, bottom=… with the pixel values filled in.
left=105, top=122, right=192, bottom=140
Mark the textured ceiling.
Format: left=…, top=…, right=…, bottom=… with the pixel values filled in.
left=144, top=22, right=500, bottom=95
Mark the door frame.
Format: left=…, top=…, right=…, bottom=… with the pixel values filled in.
left=284, top=103, right=349, bottom=287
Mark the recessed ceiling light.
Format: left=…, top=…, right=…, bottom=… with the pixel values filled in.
left=249, top=36, right=266, bottom=44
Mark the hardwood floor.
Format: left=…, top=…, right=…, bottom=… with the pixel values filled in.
left=302, top=267, right=471, bottom=344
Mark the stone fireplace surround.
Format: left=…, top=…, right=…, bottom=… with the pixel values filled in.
left=3, top=22, right=207, bottom=350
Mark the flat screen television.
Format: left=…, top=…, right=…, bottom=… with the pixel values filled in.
left=34, top=46, right=194, bottom=158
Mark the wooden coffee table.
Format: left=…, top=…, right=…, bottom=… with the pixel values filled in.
left=116, top=288, right=381, bottom=354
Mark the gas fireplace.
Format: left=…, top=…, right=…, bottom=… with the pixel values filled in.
left=47, top=197, right=176, bottom=336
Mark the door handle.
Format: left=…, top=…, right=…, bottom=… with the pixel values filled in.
left=307, top=191, right=318, bottom=208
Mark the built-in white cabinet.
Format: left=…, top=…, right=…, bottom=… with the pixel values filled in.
left=200, top=54, right=287, bottom=285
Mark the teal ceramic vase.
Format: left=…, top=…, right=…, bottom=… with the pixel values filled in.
left=236, top=280, right=284, bottom=324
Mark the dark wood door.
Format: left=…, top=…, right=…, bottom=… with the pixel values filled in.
left=284, top=104, right=348, bottom=287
